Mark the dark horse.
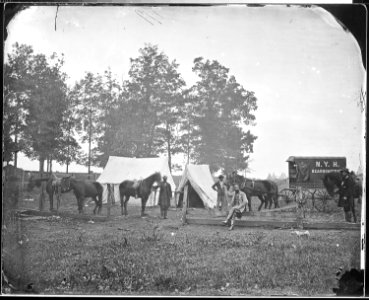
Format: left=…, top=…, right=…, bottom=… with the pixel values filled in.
left=28, top=174, right=69, bottom=211
left=227, top=173, right=279, bottom=211
left=119, top=172, right=162, bottom=217
left=322, top=171, right=362, bottom=222
left=61, top=176, right=103, bottom=214
left=322, top=171, right=362, bottom=202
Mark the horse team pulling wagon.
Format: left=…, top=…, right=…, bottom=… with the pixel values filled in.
left=280, top=156, right=347, bottom=211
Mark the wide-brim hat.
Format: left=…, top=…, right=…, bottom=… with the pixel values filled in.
left=341, top=168, right=349, bottom=173
left=218, top=175, right=224, bottom=180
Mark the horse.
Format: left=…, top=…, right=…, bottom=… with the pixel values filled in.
left=61, top=176, right=103, bottom=214
left=27, top=173, right=69, bottom=211
left=322, top=171, right=362, bottom=202
left=322, top=171, right=362, bottom=222
left=227, top=173, right=279, bottom=211
left=119, top=172, right=162, bottom=217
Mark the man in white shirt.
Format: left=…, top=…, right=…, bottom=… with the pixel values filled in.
left=222, top=184, right=249, bottom=230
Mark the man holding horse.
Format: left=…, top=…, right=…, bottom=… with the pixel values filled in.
left=340, top=168, right=356, bottom=222
left=222, top=184, right=249, bottom=231
left=158, top=175, right=172, bottom=219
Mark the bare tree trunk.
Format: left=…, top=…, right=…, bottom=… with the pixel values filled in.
left=167, top=137, right=172, bottom=173
left=46, top=157, right=50, bottom=173
left=14, top=135, right=18, bottom=168
left=186, top=117, right=191, bottom=164
left=166, top=123, right=172, bottom=172
left=187, top=134, right=190, bottom=164
left=88, top=109, right=92, bottom=177
left=39, top=156, right=45, bottom=177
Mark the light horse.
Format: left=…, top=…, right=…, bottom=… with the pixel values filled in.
left=61, top=176, right=103, bottom=214
left=119, top=172, right=162, bottom=217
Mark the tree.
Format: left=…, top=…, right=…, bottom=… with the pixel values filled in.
left=72, top=72, right=104, bottom=172
left=111, top=44, right=185, bottom=170
left=177, top=88, right=202, bottom=164
left=189, top=57, right=258, bottom=172
left=3, top=43, right=34, bottom=166
left=21, top=51, right=69, bottom=174
left=94, top=68, right=121, bottom=168
left=53, top=88, right=82, bottom=173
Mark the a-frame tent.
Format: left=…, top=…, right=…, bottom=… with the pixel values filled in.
left=176, top=164, right=217, bottom=209
left=97, top=156, right=176, bottom=206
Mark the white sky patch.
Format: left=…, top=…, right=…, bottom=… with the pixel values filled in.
left=5, top=5, right=365, bottom=178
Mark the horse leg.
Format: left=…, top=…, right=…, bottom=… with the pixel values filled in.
left=57, top=188, right=61, bottom=211
left=120, top=193, right=124, bottom=216
left=141, top=197, right=147, bottom=217
left=93, top=196, right=97, bottom=215
left=78, top=197, right=85, bottom=214
left=97, top=193, right=103, bottom=214
left=49, top=192, right=54, bottom=211
left=245, top=192, right=252, bottom=211
left=269, top=195, right=273, bottom=209
left=351, top=197, right=357, bottom=223
left=124, top=196, right=129, bottom=216
left=274, top=194, right=279, bottom=208
left=265, top=195, right=270, bottom=209
left=257, top=195, right=264, bottom=211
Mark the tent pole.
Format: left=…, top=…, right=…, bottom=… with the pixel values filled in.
left=181, top=184, right=189, bottom=225
left=107, top=184, right=112, bottom=218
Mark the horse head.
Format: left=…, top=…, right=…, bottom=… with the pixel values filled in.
left=322, top=173, right=340, bottom=197
left=154, top=172, right=162, bottom=184
left=61, top=175, right=73, bottom=192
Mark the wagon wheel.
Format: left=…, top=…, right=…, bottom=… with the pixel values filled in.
left=312, top=189, right=331, bottom=212
left=279, top=188, right=297, bottom=204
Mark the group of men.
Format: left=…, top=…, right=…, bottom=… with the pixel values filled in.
left=154, top=167, right=361, bottom=225
left=211, top=167, right=362, bottom=228
left=157, top=173, right=249, bottom=228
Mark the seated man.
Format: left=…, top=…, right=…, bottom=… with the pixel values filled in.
left=221, top=184, right=249, bottom=230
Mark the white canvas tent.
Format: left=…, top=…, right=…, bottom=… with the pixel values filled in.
left=176, top=164, right=217, bottom=209
left=97, top=156, right=176, bottom=206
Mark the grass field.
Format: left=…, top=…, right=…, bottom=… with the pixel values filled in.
left=2, top=189, right=362, bottom=296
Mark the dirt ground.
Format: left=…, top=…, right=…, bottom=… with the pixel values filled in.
left=2, top=190, right=362, bottom=296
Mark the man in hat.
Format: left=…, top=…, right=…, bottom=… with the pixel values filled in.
left=158, top=175, right=172, bottom=219
left=222, top=184, right=249, bottom=230
left=212, top=175, right=228, bottom=211
left=340, top=168, right=356, bottom=222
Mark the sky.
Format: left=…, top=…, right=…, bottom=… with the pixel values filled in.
left=5, top=4, right=366, bottom=178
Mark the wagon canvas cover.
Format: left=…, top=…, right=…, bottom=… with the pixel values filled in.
left=177, top=164, right=217, bottom=209
left=97, top=156, right=176, bottom=205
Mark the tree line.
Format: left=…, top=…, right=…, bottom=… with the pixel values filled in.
left=4, top=43, right=258, bottom=174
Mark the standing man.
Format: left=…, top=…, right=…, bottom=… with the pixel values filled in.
left=340, top=168, right=356, bottom=222
left=222, top=184, right=248, bottom=230
left=158, top=175, right=172, bottom=219
left=212, top=175, right=228, bottom=211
